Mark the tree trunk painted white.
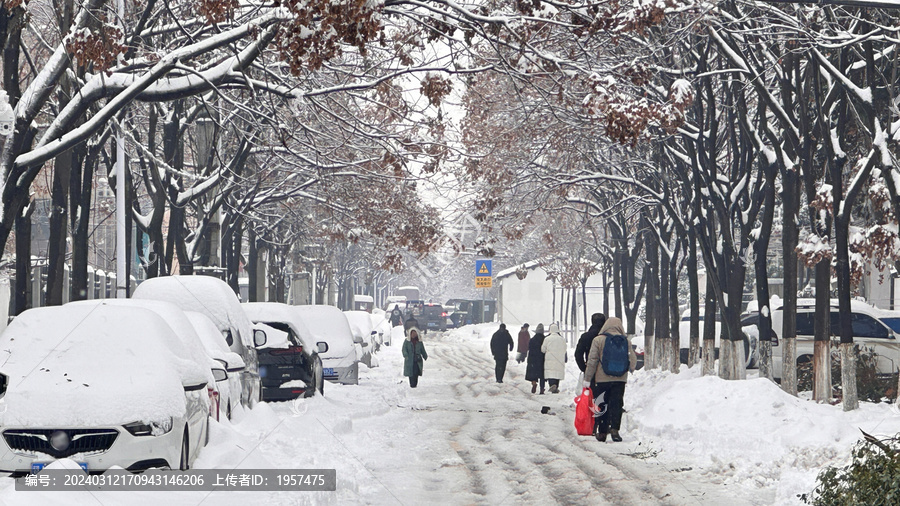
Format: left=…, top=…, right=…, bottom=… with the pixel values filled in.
left=645, top=333, right=656, bottom=370
left=702, top=339, right=715, bottom=376
left=813, top=340, right=831, bottom=402
left=782, top=337, right=797, bottom=396
left=758, top=341, right=772, bottom=381
left=732, top=340, right=747, bottom=380
left=841, top=343, right=858, bottom=411
left=718, top=338, right=732, bottom=379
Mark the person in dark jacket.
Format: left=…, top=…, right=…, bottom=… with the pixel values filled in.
left=525, top=323, right=546, bottom=394
left=490, top=323, right=514, bottom=383
left=402, top=327, right=428, bottom=388
left=390, top=305, right=404, bottom=327
left=576, top=313, right=607, bottom=372
left=516, top=324, right=530, bottom=363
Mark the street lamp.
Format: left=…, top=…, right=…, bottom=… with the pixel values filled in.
left=0, top=90, right=15, bottom=136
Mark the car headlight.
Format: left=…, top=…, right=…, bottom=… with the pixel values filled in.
left=124, top=417, right=174, bottom=437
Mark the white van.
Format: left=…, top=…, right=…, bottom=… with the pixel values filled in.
left=770, top=299, right=900, bottom=379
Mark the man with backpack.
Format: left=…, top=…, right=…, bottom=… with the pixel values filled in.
left=582, top=317, right=637, bottom=442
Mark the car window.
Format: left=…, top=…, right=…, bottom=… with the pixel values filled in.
left=851, top=313, right=891, bottom=339
left=795, top=313, right=815, bottom=336
left=881, top=317, right=900, bottom=334
left=261, top=321, right=301, bottom=346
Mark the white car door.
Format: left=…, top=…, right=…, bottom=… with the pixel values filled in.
left=851, top=313, right=900, bottom=375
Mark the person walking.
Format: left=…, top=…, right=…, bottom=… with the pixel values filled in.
left=402, top=326, right=428, bottom=388
left=541, top=323, right=567, bottom=393
left=390, top=304, right=404, bottom=327
left=490, top=323, right=514, bottom=383
left=583, top=317, right=637, bottom=442
left=516, top=324, right=530, bottom=363
left=575, top=313, right=607, bottom=373
left=525, top=323, right=546, bottom=394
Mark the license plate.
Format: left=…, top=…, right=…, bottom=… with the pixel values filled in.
left=323, top=368, right=335, bottom=376
left=32, top=462, right=88, bottom=473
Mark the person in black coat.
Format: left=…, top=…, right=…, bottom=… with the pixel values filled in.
left=575, top=313, right=607, bottom=373
left=490, top=323, right=514, bottom=383
left=525, top=323, right=546, bottom=394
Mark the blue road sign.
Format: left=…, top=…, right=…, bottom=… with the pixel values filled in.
left=476, top=259, right=492, bottom=277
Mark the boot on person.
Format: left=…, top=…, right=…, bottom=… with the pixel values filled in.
left=610, top=429, right=622, bottom=442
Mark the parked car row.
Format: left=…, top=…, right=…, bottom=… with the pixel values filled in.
left=0, top=276, right=385, bottom=474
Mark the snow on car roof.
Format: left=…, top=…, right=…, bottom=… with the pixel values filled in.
left=0, top=305, right=203, bottom=427
left=133, top=276, right=254, bottom=348
left=344, top=310, right=374, bottom=339
left=242, top=302, right=315, bottom=350
left=69, top=299, right=216, bottom=381
left=291, top=305, right=355, bottom=356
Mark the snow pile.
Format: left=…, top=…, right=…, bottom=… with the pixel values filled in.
left=292, top=305, right=355, bottom=358
left=624, top=366, right=900, bottom=503
left=242, top=302, right=315, bottom=350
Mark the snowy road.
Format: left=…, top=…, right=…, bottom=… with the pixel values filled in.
left=0, top=324, right=775, bottom=505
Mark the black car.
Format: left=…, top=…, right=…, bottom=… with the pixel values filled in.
left=423, top=304, right=447, bottom=332
left=254, top=321, right=322, bottom=401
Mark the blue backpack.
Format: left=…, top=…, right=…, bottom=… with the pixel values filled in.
left=601, top=334, right=630, bottom=377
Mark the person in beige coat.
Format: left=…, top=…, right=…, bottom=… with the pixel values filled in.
left=541, top=323, right=566, bottom=393
left=583, top=317, right=637, bottom=442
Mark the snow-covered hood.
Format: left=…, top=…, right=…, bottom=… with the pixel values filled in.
left=0, top=305, right=199, bottom=427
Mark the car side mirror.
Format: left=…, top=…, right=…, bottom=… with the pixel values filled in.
left=352, top=334, right=363, bottom=344
left=254, top=329, right=267, bottom=347
left=317, top=342, right=329, bottom=354
left=212, top=368, right=228, bottom=382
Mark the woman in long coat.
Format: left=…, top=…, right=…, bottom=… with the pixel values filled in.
left=525, top=323, right=546, bottom=394
left=541, top=323, right=567, bottom=393
left=402, top=327, right=428, bottom=388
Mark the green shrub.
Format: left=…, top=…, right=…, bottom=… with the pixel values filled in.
left=802, top=434, right=900, bottom=505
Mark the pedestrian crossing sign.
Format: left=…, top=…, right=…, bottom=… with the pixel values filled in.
left=475, top=260, right=492, bottom=288
left=476, top=260, right=492, bottom=277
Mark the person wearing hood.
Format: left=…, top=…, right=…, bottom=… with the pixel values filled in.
left=390, top=304, right=404, bottom=327
left=576, top=313, right=607, bottom=372
left=525, top=323, right=546, bottom=394
left=583, top=317, right=637, bottom=442
left=490, top=323, right=515, bottom=383
left=516, top=324, right=530, bottom=363
left=402, top=326, right=428, bottom=388
left=541, top=323, right=567, bottom=393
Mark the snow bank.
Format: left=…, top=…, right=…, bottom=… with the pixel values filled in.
left=624, top=366, right=900, bottom=503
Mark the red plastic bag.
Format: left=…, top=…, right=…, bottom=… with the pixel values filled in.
left=574, top=387, right=595, bottom=436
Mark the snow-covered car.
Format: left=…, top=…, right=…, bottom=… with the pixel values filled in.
left=242, top=303, right=329, bottom=397
left=133, top=276, right=266, bottom=407
left=677, top=309, right=758, bottom=369
left=184, top=311, right=246, bottom=420
left=0, top=304, right=210, bottom=472
left=293, top=305, right=360, bottom=385
left=370, top=311, right=392, bottom=347
left=771, top=299, right=900, bottom=379
left=344, top=310, right=378, bottom=368
left=68, top=299, right=229, bottom=422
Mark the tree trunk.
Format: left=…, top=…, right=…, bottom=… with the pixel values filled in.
left=754, top=163, right=776, bottom=381
left=248, top=228, right=259, bottom=302
left=812, top=261, right=832, bottom=402
left=14, top=202, right=33, bottom=315
left=46, top=151, right=71, bottom=306
left=780, top=166, right=801, bottom=396
left=688, top=228, right=700, bottom=368
left=668, top=251, right=680, bottom=373
left=835, top=213, right=859, bottom=411
left=702, top=274, right=716, bottom=376
left=657, top=245, right=671, bottom=372
left=645, top=229, right=658, bottom=370
left=602, top=266, right=610, bottom=316
left=69, top=145, right=94, bottom=301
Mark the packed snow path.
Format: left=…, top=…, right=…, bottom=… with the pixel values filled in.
left=0, top=324, right=764, bottom=505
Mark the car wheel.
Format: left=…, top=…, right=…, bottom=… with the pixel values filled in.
left=226, top=402, right=232, bottom=420
left=742, top=334, right=754, bottom=369
left=317, top=357, right=325, bottom=395
left=179, top=429, right=190, bottom=471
